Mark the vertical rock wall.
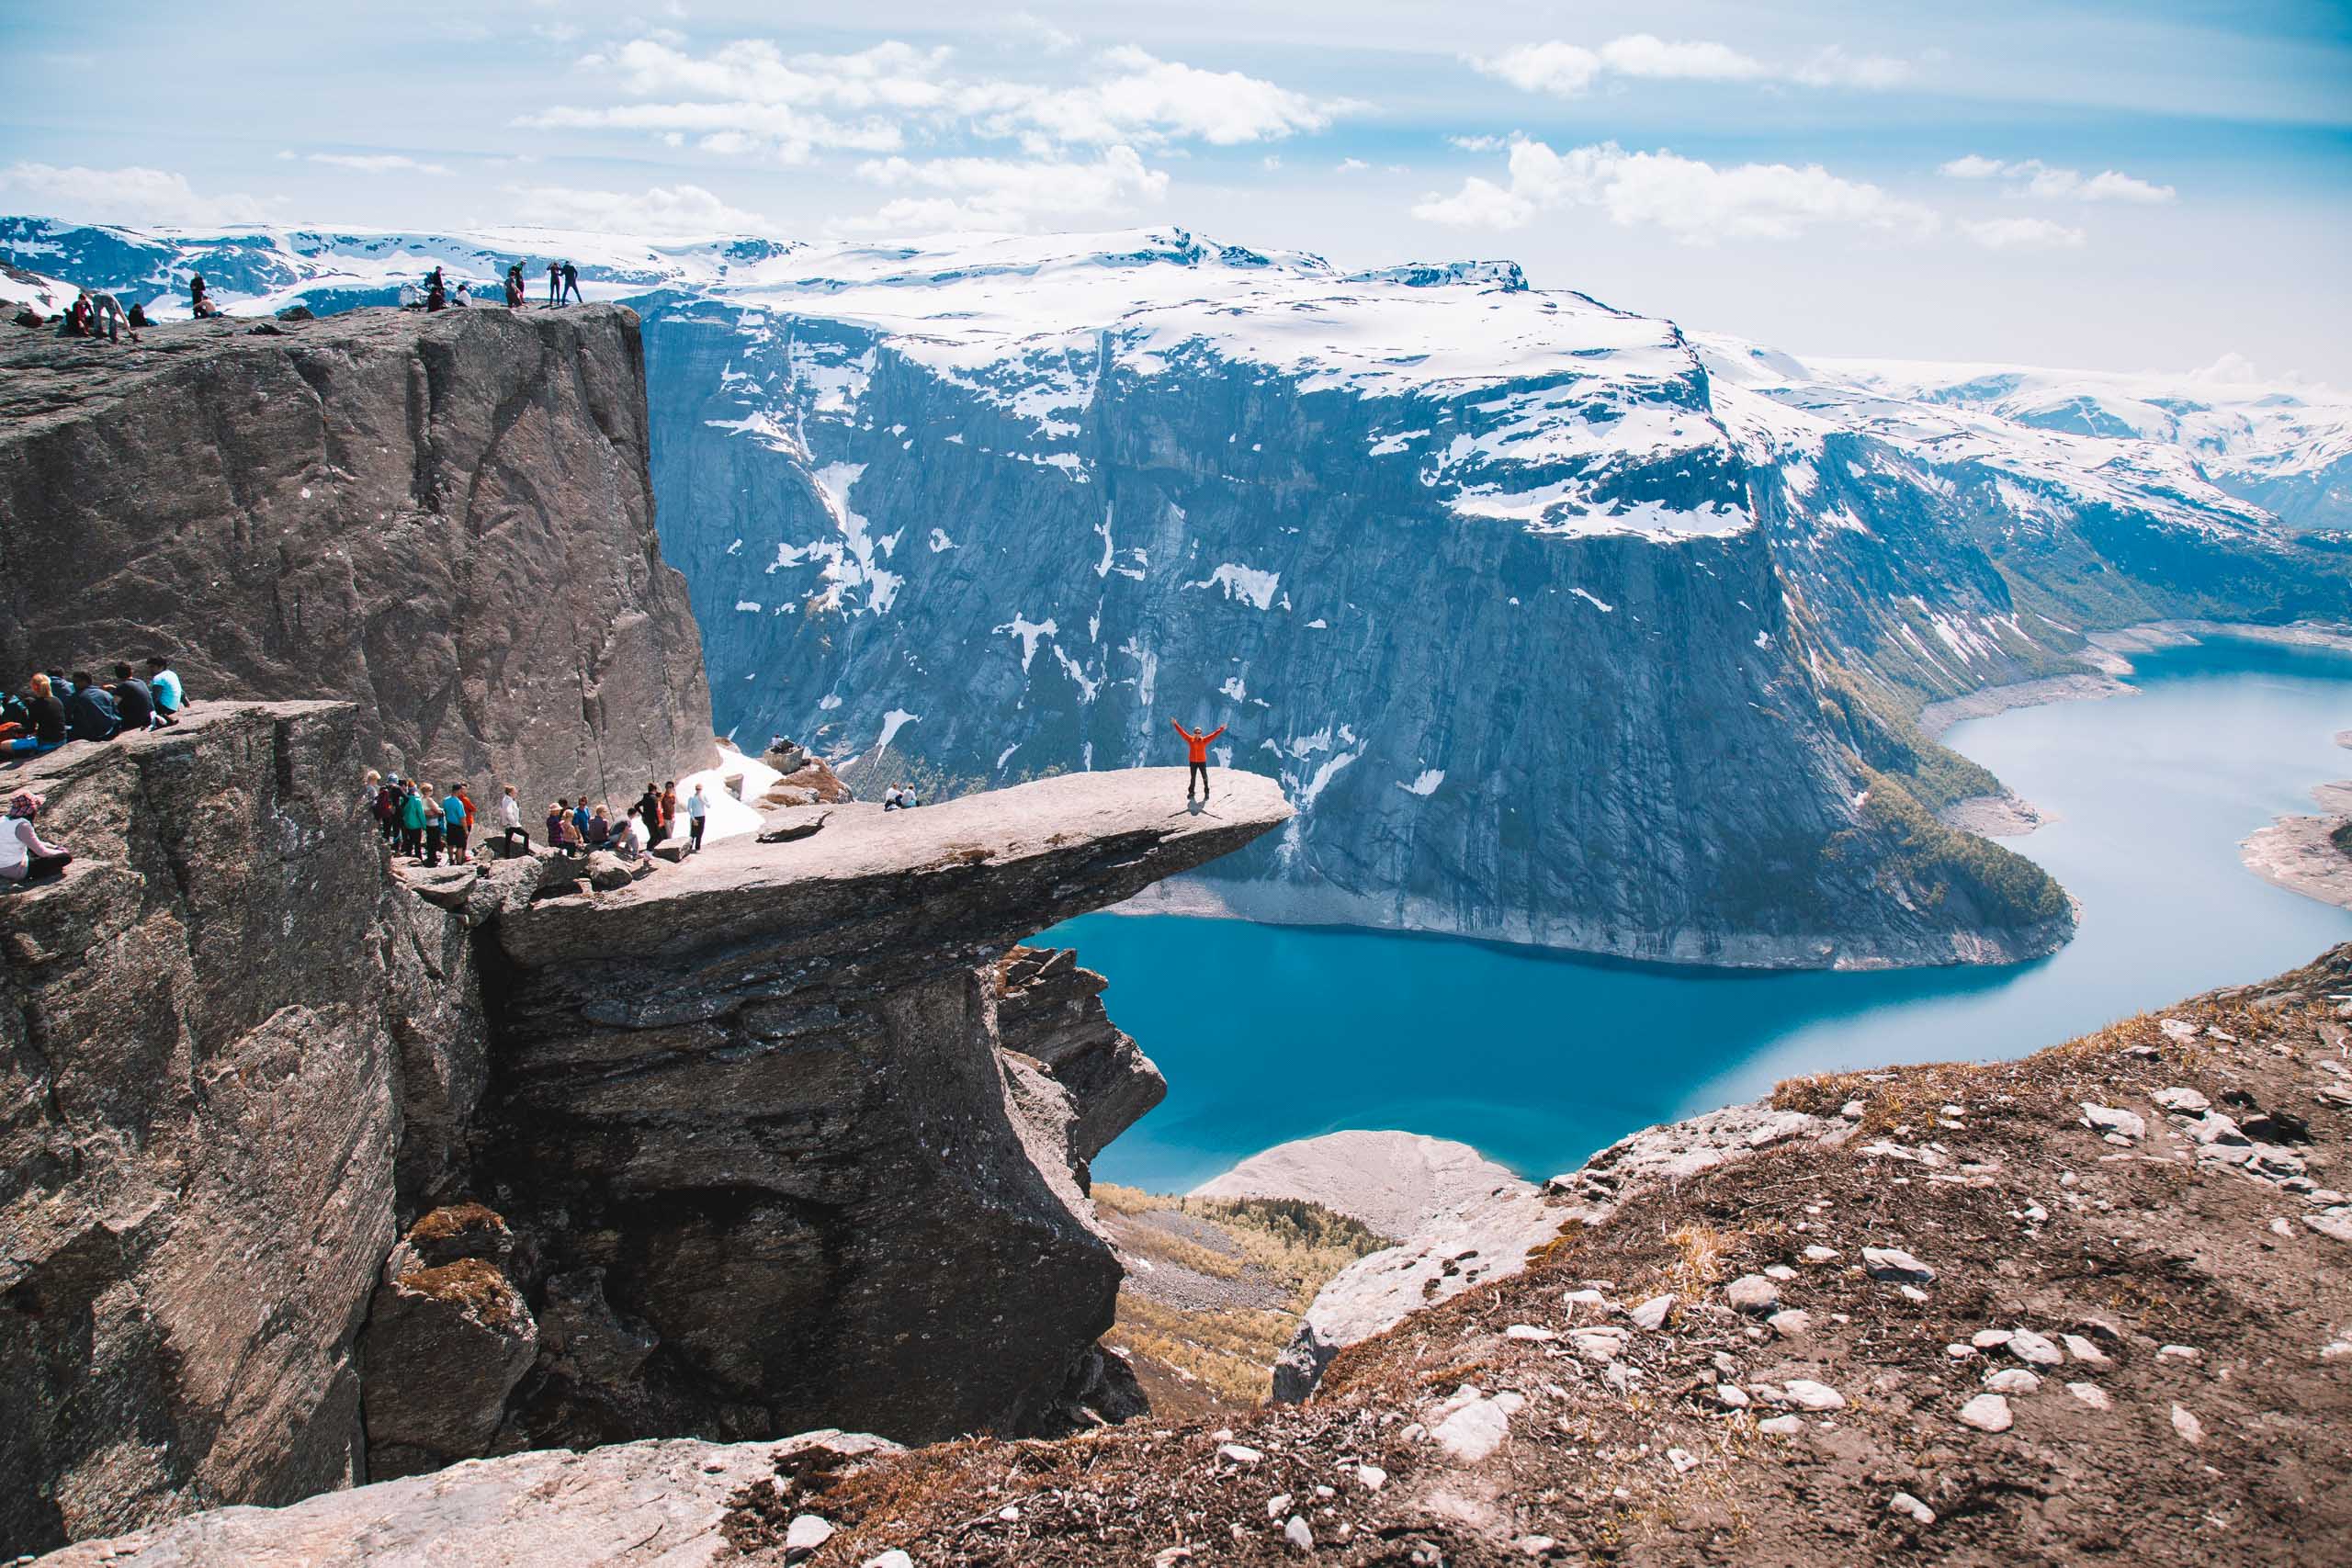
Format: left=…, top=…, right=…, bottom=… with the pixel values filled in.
left=0, top=705, right=413, bottom=1551
left=0, top=306, right=715, bottom=813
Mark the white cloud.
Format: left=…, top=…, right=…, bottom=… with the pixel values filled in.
left=974, top=45, right=1340, bottom=146
left=1006, top=11, right=1078, bottom=54
left=1962, top=216, right=2086, bottom=249
left=1336, top=157, right=1370, bottom=174
left=0, top=162, right=275, bottom=227
left=1939, top=153, right=2007, bottom=180
left=1792, top=46, right=1913, bottom=88
left=1476, top=41, right=1600, bottom=96
left=299, top=152, right=454, bottom=176
left=1413, top=138, right=1938, bottom=243
left=1939, top=154, right=2176, bottom=203
left=503, top=182, right=781, bottom=236
left=1598, top=34, right=1768, bottom=82
left=1476, top=34, right=1906, bottom=96
left=839, top=144, right=1167, bottom=232
left=529, top=36, right=1340, bottom=166
left=1448, top=134, right=1507, bottom=153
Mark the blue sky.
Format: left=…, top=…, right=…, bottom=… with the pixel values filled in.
left=4, top=1, right=2347, bottom=376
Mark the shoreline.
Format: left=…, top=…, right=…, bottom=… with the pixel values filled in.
left=1104, top=873, right=2071, bottom=973
left=1918, top=617, right=2352, bottom=739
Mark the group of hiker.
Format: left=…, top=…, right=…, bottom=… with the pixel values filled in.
left=367, top=772, right=708, bottom=868
left=40, top=256, right=587, bottom=335
left=44, top=275, right=219, bottom=341
left=0, top=659, right=185, bottom=886
left=409, top=259, right=584, bottom=314
left=3, top=658, right=185, bottom=758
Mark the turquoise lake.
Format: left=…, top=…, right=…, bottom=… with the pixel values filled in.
left=1046, top=637, right=2352, bottom=1193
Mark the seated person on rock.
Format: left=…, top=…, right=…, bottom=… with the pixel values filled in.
left=145, top=655, right=183, bottom=725
left=110, top=662, right=156, bottom=731
left=1, top=791, right=71, bottom=883
left=584, top=804, right=611, bottom=846
left=62, top=671, right=120, bottom=743
left=882, top=783, right=920, bottom=810
left=17, top=674, right=67, bottom=754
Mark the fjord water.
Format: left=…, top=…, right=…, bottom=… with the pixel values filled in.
left=1055, top=637, right=2352, bottom=1193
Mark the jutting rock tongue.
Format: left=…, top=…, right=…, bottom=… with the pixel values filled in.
left=0, top=305, right=714, bottom=811
left=473, top=768, right=1290, bottom=1451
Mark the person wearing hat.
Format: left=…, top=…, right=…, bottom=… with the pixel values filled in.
left=1, top=792, right=71, bottom=883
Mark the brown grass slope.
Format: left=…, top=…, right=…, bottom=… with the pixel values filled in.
left=731, top=942, right=2352, bottom=1565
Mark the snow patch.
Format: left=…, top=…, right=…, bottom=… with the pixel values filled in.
left=1195, top=562, right=1282, bottom=611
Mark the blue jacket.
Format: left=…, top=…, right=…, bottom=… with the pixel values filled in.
left=442, top=795, right=467, bottom=830
left=64, top=685, right=120, bottom=741
left=151, top=668, right=184, bottom=713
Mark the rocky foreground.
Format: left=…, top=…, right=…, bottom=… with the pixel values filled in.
left=41, top=942, right=2352, bottom=1565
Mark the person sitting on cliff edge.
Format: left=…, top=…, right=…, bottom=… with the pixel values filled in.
left=63, top=672, right=120, bottom=744
left=7, top=673, right=66, bottom=756
left=1170, top=719, right=1227, bottom=802
left=882, top=783, right=919, bottom=811
left=110, top=662, right=156, bottom=732
left=1, top=792, right=71, bottom=884
left=145, top=655, right=182, bottom=725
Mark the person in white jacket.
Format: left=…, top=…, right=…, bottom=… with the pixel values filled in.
left=499, top=784, right=527, bottom=854
left=684, top=784, right=709, bottom=852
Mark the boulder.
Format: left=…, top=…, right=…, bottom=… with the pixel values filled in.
left=30, top=1435, right=859, bottom=1568
left=359, top=1237, right=539, bottom=1479
left=584, top=851, right=634, bottom=891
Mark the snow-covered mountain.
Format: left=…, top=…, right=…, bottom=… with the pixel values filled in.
left=7, top=216, right=2342, bottom=966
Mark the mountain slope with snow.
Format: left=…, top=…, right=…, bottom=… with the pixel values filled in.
left=8, top=216, right=2342, bottom=966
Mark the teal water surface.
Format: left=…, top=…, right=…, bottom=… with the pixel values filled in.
left=1047, top=637, right=2352, bottom=1192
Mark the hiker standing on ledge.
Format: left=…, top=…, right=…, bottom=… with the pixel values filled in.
left=1171, top=719, right=1227, bottom=802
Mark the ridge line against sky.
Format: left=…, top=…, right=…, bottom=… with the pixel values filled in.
left=2, top=1, right=2346, bottom=378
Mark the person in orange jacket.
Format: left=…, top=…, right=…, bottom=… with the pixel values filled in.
left=1171, top=719, right=1226, bottom=801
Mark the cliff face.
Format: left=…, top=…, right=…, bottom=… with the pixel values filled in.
left=637, top=281, right=2070, bottom=968
left=0, top=707, right=418, bottom=1549
left=0, top=306, right=714, bottom=811
left=0, top=703, right=1288, bottom=1556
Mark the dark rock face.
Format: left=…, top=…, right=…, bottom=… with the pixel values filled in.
left=0, top=306, right=714, bottom=813
left=0, top=705, right=411, bottom=1551
left=998, top=945, right=1166, bottom=1179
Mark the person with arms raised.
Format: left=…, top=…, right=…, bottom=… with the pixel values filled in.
left=1170, top=718, right=1227, bottom=802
